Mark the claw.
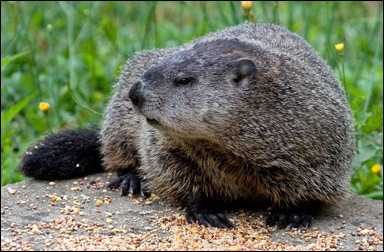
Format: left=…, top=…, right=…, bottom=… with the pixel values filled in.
left=185, top=211, right=196, bottom=223
left=120, top=177, right=130, bottom=196
left=140, top=179, right=150, bottom=198
left=196, top=213, right=212, bottom=227
left=128, top=175, right=140, bottom=195
left=107, top=177, right=124, bottom=190
left=302, top=215, right=313, bottom=228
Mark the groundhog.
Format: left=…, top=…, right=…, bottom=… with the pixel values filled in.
left=20, top=23, right=356, bottom=229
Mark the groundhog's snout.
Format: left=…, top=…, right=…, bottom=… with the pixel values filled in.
left=129, top=80, right=143, bottom=107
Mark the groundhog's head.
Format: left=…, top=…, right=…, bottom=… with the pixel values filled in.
left=129, top=39, right=263, bottom=140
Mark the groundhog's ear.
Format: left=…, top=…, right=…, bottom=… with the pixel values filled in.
left=232, top=58, right=257, bottom=84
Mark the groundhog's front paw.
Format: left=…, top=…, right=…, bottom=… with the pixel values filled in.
left=265, top=211, right=312, bottom=229
left=107, top=171, right=150, bottom=197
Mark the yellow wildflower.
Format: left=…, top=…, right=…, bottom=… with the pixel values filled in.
left=241, top=1, right=252, bottom=11
left=371, top=164, right=381, bottom=174
left=39, top=102, right=50, bottom=113
left=335, top=43, right=344, bottom=52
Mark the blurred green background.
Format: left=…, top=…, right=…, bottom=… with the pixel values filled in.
left=1, top=1, right=383, bottom=200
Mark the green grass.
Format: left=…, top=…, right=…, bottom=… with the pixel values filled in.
left=1, top=1, right=383, bottom=200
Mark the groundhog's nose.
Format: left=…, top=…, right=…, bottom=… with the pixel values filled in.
left=129, top=80, right=143, bottom=106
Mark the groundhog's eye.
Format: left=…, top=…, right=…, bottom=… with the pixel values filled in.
left=175, top=77, right=192, bottom=86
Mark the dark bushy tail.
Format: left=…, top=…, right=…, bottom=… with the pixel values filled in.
left=20, top=128, right=104, bottom=180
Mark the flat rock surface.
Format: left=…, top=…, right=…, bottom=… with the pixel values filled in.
left=1, top=173, right=383, bottom=251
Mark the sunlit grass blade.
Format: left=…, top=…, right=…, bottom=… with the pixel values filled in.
left=352, top=4, right=383, bottom=88
left=1, top=93, right=36, bottom=132
left=363, top=13, right=383, bottom=113
left=1, top=51, right=29, bottom=67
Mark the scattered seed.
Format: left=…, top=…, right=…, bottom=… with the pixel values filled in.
left=7, top=188, right=16, bottom=194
